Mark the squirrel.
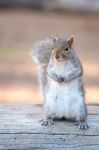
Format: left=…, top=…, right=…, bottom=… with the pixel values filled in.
left=31, top=36, right=89, bottom=129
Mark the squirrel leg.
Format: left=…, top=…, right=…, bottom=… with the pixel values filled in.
left=40, top=107, right=54, bottom=126
left=75, top=106, right=89, bottom=129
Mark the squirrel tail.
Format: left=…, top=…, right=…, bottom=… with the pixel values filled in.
left=30, top=39, right=53, bottom=96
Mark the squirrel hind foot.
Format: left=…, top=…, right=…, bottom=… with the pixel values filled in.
left=78, top=122, right=89, bottom=130
left=40, top=118, right=54, bottom=126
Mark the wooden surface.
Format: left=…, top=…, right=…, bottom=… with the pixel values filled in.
left=0, top=104, right=99, bottom=150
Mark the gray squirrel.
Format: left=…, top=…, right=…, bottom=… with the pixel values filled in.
left=31, top=36, right=89, bottom=129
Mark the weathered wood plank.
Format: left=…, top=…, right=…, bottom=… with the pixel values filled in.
left=0, top=134, right=99, bottom=150
left=0, top=104, right=99, bottom=114
left=0, top=104, right=99, bottom=150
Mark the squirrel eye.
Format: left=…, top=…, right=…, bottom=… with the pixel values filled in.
left=65, top=47, right=68, bottom=51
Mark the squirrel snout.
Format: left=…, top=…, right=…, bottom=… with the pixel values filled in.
left=55, top=53, right=60, bottom=60
left=55, top=53, right=67, bottom=61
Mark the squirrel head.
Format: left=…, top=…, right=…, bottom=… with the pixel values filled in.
left=51, top=36, right=74, bottom=62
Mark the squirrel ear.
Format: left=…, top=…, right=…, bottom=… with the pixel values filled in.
left=51, top=35, right=57, bottom=44
left=67, top=36, right=74, bottom=46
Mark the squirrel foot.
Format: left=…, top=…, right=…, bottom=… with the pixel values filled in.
left=41, top=118, right=54, bottom=126
left=75, top=120, right=89, bottom=129
left=78, top=122, right=89, bottom=130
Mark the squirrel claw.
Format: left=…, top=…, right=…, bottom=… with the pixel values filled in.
left=41, top=119, right=54, bottom=126
left=78, top=122, right=89, bottom=130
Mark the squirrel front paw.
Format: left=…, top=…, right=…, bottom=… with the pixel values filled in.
left=58, top=77, right=64, bottom=82
left=53, top=74, right=64, bottom=82
left=49, top=73, right=65, bottom=82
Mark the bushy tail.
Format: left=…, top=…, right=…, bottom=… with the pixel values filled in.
left=30, top=39, right=53, bottom=96
left=31, top=39, right=53, bottom=65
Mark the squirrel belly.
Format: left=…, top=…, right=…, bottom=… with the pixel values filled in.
left=45, top=77, right=86, bottom=120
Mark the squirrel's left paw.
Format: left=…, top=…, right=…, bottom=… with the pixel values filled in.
left=78, top=122, right=89, bottom=130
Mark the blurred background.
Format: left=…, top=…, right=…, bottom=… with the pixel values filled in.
left=0, top=0, right=99, bottom=104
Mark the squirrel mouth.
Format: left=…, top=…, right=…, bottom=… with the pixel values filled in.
left=55, top=55, right=68, bottom=61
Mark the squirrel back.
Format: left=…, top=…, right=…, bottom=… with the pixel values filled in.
left=31, top=39, right=53, bottom=96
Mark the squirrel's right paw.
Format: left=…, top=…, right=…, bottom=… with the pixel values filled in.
left=40, top=119, right=54, bottom=126
left=50, top=73, right=64, bottom=82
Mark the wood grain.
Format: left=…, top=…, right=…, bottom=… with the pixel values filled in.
left=0, top=104, right=99, bottom=150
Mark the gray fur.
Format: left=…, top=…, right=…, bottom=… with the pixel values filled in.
left=31, top=39, right=53, bottom=64
left=31, top=37, right=88, bottom=129
left=47, top=41, right=83, bottom=83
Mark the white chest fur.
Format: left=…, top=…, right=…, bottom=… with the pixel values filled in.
left=46, top=59, right=84, bottom=119
left=45, top=77, right=83, bottom=119
left=48, top=60, right=73, bottom=78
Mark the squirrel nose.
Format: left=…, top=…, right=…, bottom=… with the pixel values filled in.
left=55, top=54, right=60, bottom=59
